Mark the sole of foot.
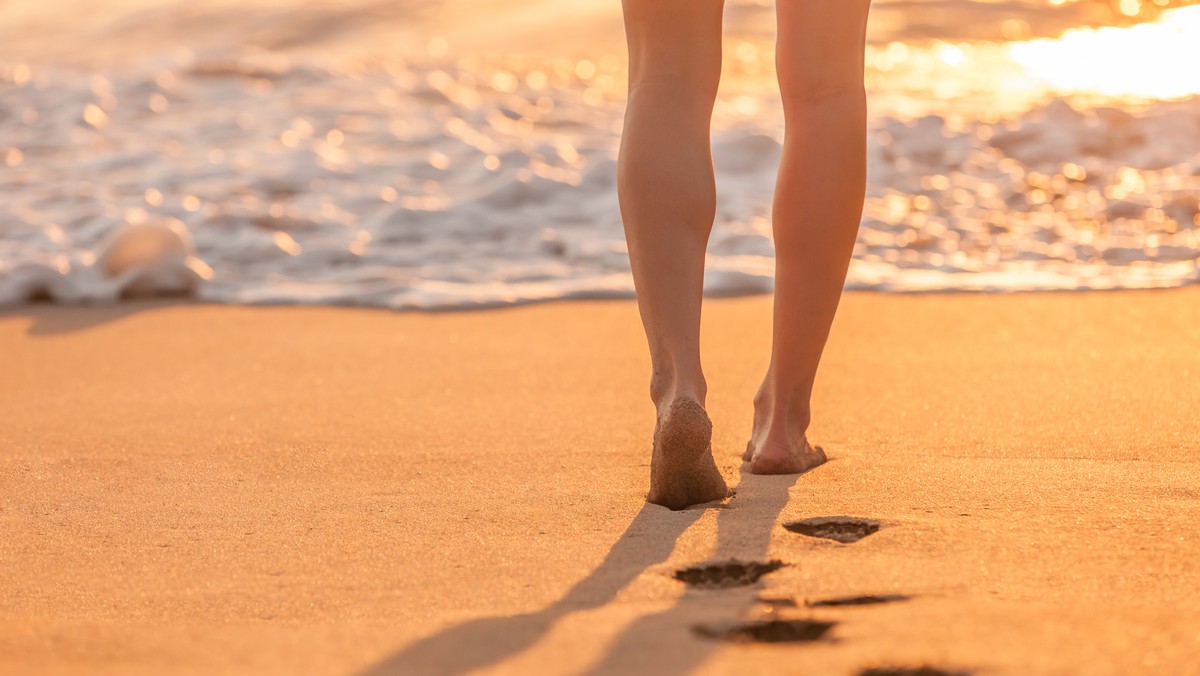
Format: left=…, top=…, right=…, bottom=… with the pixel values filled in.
left=744, top=437, right=827, bottom=475
left=647, top=398, right=731, bottom=510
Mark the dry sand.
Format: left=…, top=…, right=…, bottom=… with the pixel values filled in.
left=2, top=291, right=1199, bottom=675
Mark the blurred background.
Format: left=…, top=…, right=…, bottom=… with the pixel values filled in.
left=2, top=0, right=1199, bottom=308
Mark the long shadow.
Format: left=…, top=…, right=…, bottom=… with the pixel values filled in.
left=9, top=300, right=182, bottom=336
left=364, top=465, right=804, bottom=676
left=362, top=503, right=706, bottom=676
left=578, top=467, right=800, bottom=675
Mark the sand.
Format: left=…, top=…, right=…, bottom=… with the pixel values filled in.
left=2, top=291, right=1199, bottom=675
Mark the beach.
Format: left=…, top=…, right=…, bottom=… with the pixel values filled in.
left=4, top=0, right=1200, bottom=672
left=3, top=291, right=1199, bottom=675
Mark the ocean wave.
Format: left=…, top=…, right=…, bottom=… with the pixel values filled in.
left=1, top=44, right=1198, bottom=309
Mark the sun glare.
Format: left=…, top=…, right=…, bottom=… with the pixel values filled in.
left=1008, top=5, right=1200, bottom=99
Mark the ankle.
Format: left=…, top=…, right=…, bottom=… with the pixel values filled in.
left=754, top=382, right=812, bottom=437
left=649, top=369, right=707, bottom=409
left=766, top=412, right=810, bottom=441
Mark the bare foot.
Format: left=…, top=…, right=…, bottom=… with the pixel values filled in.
left=647, top=398, right=730, bottom=510
left=744, top=437, right=827, bottom=475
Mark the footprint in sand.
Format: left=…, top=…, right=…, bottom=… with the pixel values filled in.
left=784, top=516, right=881, bottom=543
left=693, top=618, right=837, bottom=643
left=807, top=594, right=912, bottom=607
left=858, top=668, right=970, bottom=676
left=672, top=559, right=785, bottom=589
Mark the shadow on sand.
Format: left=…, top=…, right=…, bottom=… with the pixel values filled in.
left=364, top=467, right=801, bottom=675
left=8, top=300, right=182, bottom=336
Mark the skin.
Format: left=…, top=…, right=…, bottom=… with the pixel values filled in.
left=619, top=0, right=871, bottom=507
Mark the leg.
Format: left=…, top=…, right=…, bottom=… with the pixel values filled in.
left=619, top=0, right=729, bottom=508
left=747, top=0, right=871, bottom=474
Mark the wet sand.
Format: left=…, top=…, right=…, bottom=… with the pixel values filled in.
left=4, top=0, right=1196, bottom=68
left=2, top=291, right=1199, bottom=675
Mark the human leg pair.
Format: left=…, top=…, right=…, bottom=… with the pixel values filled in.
left=619, top=0, right=871, bottom=507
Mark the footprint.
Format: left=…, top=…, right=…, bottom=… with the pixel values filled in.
left=859, top=668, right=969, bottom=676
left=694, top=618, right=836, bottom=644
left=784, top=516, right=881, bottom=543
left=673, top=559, right=785, bottom=589
left=808, top=594, right=911, bottom=607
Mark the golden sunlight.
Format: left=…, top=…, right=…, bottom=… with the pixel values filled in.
left=1009, top=5, right=1200, bottom=99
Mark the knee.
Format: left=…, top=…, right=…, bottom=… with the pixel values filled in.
left=775, top=40, right=866, bottom=111
left=628, top=67, right=720, bottom=108
left=774, top=0, right=870, bottom=109
left=776, top=69, right=864, bottom=111
left=627, top=39, right=722, bottom=107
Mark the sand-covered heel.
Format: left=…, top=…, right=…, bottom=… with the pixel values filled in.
left=655, top=398, right=713, bottom=464
left=647, top=398, right=729, bottom=511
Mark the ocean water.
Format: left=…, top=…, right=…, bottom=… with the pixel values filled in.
left=1, top=0, right=1199, bottom=308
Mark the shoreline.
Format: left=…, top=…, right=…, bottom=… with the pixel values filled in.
left=7, top=277, right=1200, bottom=314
